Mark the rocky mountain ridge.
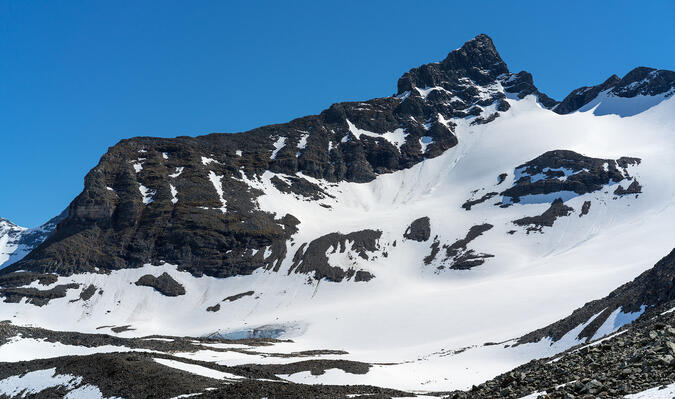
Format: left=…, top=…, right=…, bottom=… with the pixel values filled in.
left=4, top=34, right=673, bottom=283
left=3, top=34, right=540, bottom=279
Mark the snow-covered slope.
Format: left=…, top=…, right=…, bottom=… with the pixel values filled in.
left=0, top=34, right=674, bottom=393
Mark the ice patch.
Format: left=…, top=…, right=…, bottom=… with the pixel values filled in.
left=296, top=133, right=310, bottom=157
left=271, top=137, right=287, bottom=160
left=212, top=323, right=307, bottom=340
left=64, top=384, right=115, bottom=399
left=297, top=133, right=309, bottom=149
left=415, top=86, right=452, bottom=99
left=170, top=184, right=178, bottom=204
left=419, top=136, right=433, bottom=153
left=154, top=358, right=243, bottom=380
left=169, top=167, right=184, bottom=178
left=0, top=368, right=81, bottom=397
left=578, top=89, right=675, bottom=117
left=590, top=305, right=645, bottom=341
left=624, top=382, right=675, bottom=399
left=138, top=184, right=155, bottom=205
left=346, top=120, right=407, bottom=149
left=201, top=156, right=219, bottom=166
left=0, top=336, right=145, bottom=362
left=208, top=171, right=227, bottom=213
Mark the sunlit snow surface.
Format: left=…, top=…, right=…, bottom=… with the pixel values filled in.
left=624, top=382, right=675, bottom=399
left=0, top=369, right=81, bottom=397
left=1, top=94, right=674, bottom=392
left=578, top=89, right=675, bottom=117
left=0, top=368, right=121, bottom=399
left=153, top=358, right=243, bottom=380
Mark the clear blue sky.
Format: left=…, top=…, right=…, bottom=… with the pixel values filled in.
left=1, top=1, right=674, bottom=227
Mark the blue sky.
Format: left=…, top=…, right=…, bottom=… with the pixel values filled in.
left=1, top=1, right=674, bottom=227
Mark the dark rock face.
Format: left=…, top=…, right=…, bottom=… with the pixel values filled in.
left=79, top=284, right=97, bottom=301
left=398, top=34, right=507, bottom=93
left=248, top=359, right=370, bottom=377
left=579, top=200, right=591, bottom=217
left=353, top=270, right=374, bottom=282
left=614, top=180, right=642, bottom=195
left=224, top=290, right=255, bottom=302
left=0, top=272, right=57, bottom=288
left=403, top=217, right=431, bottom=242
left=270, top=175, right=332, bottom=201
left=519, top=248, right=675, bottom=344
left=501, top=71, right=558, bottom=108
left=0, top=283, right=79, bottom=306
left=206, top=303, right=220, bottom=312
left=497, top=173, right=507, bottom=185
left=289, top=230, right=381, bottom=282
left=422, top=224, right=494, bottom=270
left=462, top=192, right=498, bottom=210
left=554, top=75, right=621, bottom=114
left=396, top=34, right=556, bottom=126
left=135, top=272, right=186, bottom=296
left=512, top=198, right=574, bottom=233
left=555, top=67, right=675, bottom=114
left=423, top=239, right=441, bottom=265
left=441, top=224, right=494, bottom=270
left=500, top=150, right=638, bottom=203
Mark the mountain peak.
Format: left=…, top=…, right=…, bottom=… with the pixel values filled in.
left=441, top=33, right=505, bottom=71
left=397, top=34, right=508, bottom=95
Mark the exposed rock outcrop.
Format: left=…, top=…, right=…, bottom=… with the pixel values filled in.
left=500, top=150, right=638, bottom=203
left=512, top=198, right=574, bottom=233
left=403, top=217, right=431, bottom=242
left=289, top=230, right=381, bottom=282
left=135, top=272, right=185, bottom=296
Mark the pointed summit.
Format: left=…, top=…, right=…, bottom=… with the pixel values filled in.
left=397, top=34, right=508, bottom=94
left=440, top=34, right=507, bottom=77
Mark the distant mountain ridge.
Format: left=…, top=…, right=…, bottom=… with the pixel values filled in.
left=0, top=212, right=66, bottom=270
